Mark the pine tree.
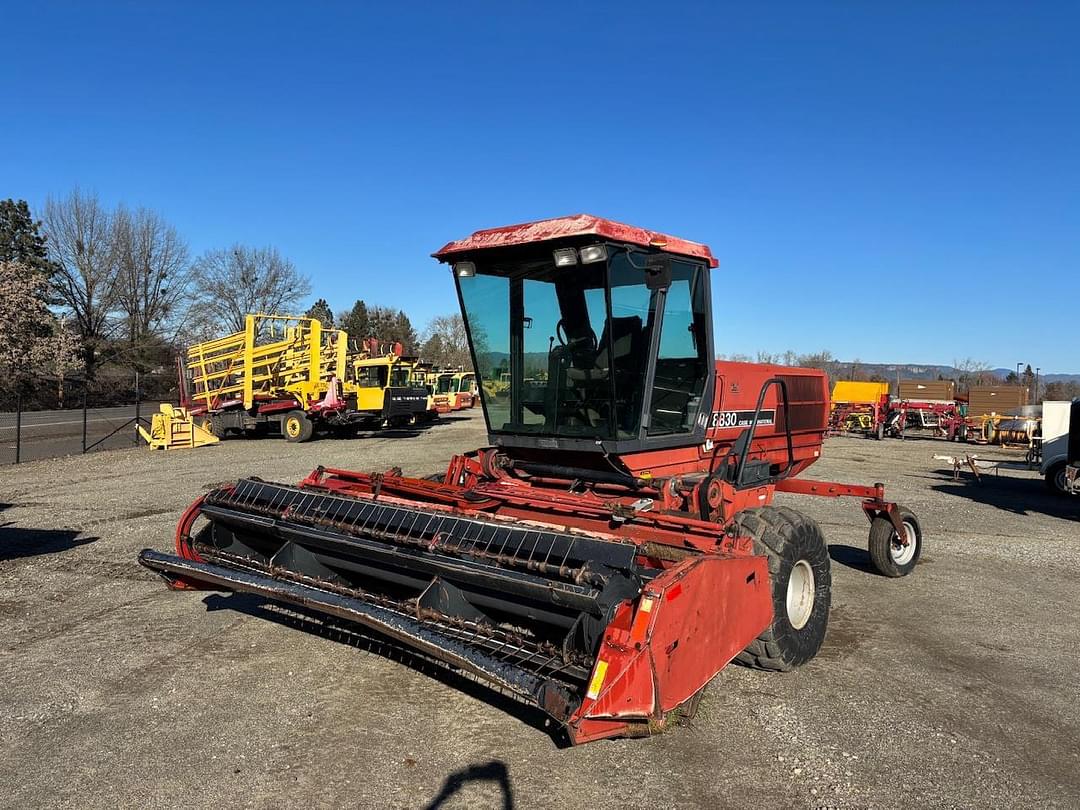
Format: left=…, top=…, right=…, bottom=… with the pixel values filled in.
left=0, top=199, right=56, bottom=279
left=339, top=299, right=371, bottom=346
left=306, top=297, right=334, bottom=326
left=393, top=309, right=418, bottom=354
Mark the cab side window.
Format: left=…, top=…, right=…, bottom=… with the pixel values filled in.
left=647, top=261, right=708, bottom=435
left=356, top=366, right=387, bottom=388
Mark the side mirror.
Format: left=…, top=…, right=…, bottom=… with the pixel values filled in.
left=645, top=256, right=672, bottom=290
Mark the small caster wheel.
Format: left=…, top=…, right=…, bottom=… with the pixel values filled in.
left=868, top=507, right=922, bottom=577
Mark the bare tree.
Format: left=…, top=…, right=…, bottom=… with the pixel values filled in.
left=42, top=189, right=119, bottom=378
left=113, top=206, right=191, bottom=357
left=422, top=313, right=471, bottom=368
left=190, top=245, right=311, bottom=333
left=953, top=357, right=995, bottom=389
left=1045, top=380, right=1080, bottom=400
left=796, top=350, right=841, bottom=379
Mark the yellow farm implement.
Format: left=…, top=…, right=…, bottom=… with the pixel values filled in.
left=138, top=404, right=220, bottom=450
left=181, top=314, right=355, bottom=442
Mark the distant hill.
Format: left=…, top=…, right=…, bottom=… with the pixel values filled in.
left=991, top=369, right=1080, bottom=384
left=483, top=350, right=1080, bottom=386
left=826, top=361, right=1080, bottom=385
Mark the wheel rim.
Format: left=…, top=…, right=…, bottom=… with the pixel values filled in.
left=786, top=560, right=815, bottom=630
left=286, top=418, right=300, bottom=437
left=890, top=520, right=919, bottom=565
left=1055, top=469, right=1067, bottom=493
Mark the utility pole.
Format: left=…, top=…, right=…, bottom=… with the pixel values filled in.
left=1035, top=367, right=1040, bottom=403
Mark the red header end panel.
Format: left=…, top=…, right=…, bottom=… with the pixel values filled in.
left=706, top=362, right=829, bottom=475
left=567, top=554, right=772, bottom=744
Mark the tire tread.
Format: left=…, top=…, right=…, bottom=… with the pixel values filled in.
left=733, top=506, right=831, bottom=672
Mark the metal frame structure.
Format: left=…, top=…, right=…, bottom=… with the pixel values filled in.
left=180, top=314, right=357, bottom=441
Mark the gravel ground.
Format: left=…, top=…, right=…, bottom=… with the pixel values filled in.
left=2, top=410, right=1078, bottom=809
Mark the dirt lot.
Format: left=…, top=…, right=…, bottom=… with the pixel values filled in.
left=2, top=410, right=1078, bottom=809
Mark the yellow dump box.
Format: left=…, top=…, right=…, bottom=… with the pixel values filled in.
left=831, top=380, right=889, bottom=404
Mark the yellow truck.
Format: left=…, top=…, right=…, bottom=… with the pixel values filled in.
left=403, top=359, right=440, bottom=420
left=349, top=344, right=437, bottom=427
left=182, top=314, right=359, bottom=442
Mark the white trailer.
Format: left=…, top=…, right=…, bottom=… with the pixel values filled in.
left=1040, top=401, right=1075, bottom=494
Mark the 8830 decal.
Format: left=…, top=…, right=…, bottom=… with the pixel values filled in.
left=709, top=410, right=775, bottom=429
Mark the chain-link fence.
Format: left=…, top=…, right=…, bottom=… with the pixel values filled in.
left=1, top=375, right=172, bottom=466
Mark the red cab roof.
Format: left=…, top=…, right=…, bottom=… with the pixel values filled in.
left=432, top=214, right=718, bottom=268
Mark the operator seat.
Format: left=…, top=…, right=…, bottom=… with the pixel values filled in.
left=565, top=316, right=644, bottom=383
left=599, top=315, right=645, bottom=383
left=564, top=315, right=646, bottom=431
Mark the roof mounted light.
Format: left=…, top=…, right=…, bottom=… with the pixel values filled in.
left=579, top=244, right=607, bottom=264
left=553, top=247, right=578, bottom=267
left=454, top=261, right=476, bottom=278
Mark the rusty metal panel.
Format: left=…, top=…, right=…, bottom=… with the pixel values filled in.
left=899, top=380, right=956, bottom=401
left=432, top=214, right=719, bottom=267
left=967, top=386, right=1030, bottom=416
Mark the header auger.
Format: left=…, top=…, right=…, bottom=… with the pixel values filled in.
left=140, top=215, right=921, bottom=744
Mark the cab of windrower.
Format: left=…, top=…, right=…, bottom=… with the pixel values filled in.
left=434, top=216, right=717, bottom=455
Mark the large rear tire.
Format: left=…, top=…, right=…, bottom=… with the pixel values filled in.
left=200, top=416, right=223, bottom=439
left=282, top=410, right=314, bottom=443
left=733, top=506, right=831, bottom=672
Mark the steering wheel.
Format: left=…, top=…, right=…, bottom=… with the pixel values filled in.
left=555, top=319, right=598, bottom=353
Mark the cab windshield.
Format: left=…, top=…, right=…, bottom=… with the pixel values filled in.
left=435, top=375, right=455, bottom=394
left=457, top=246, right=709, bottom=441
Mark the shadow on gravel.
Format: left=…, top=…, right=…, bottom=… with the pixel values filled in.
left=930, top=478, right=1079, bottom=519
left=0, top=523, right=98, bottom=561
left=423, top=759, right=515, bottom=810
left=828, top=544, right=879, bottom=575
left=362, top=428, right=424, bottom=439
left=201, top=592, right=566, bottom=747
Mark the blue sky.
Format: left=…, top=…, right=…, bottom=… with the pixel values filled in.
left=3, top=2, right=1077, bottom=371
